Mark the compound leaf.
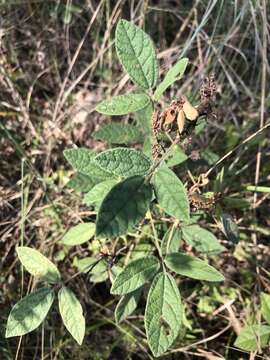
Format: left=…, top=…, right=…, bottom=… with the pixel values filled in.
left=96, top=93, right=150, bottom=115
left=93, top=148, right=152, bottom=178
left=61, top=223, right=96, bottom=246
left=116, top=19, right=158, bottom=89
left=115, top=288, right=142, bottom=323
left=145, top=272, right=182, bottom=357
left=165, top=253, right=224, bottom=282
left=58, top=286, right=85, bottom=345
left=154, top=58, right=189, bottom=100
left=5, top=287, right=54, bottom=337
left=17, top=247, right=60, bottom=284
left=96, top=176, right=152, bottom=238
left=111, top=256, right=160, bottom=295
left=153, top=165, right=190, bottom=222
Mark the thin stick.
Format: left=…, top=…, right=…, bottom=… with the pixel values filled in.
left=204, top=121, right=270, bottom=179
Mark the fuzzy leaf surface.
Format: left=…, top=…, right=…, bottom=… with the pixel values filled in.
left=161, top=226, right=182, bottom=256
left=153, top=165, right=190, bottom=222
left=154, top=58, right=188, bottom=100
left=64, top=148, right=112, bottom=179
left=115, top=288, right=142, bottom=323
left=116, top=19, right=158, bottom=89
left=96, top=93, right=150, bottom=115
left=165, top=253, right=224, bottom=282
left=111, top=256, right=160, bottom=295
left=6, top=288, right=54, bottom=337
left=67, top=173, right=97, bottom=193
left=234, top=325, right=270, bottom=351
left=93, top=123, right=142, bottom=144
left=84, top=179, right=118, bottom=211
left=58, top=287, right=85, bottom=345
left=61, top=223, right=95, bottom=246
left=17, top=247, right=60, bottom=284
left=182, top=225, right=225, bottom=255
left=93, top=148, right=152, bottom=178
left=145, top=272, right=182, bottom=357
left=96, top=176, right=152, bottom=238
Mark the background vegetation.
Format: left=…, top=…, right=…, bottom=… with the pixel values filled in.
left=0, top=0, right=270, bottom=359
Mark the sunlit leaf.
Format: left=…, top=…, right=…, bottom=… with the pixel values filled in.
left=5, top=288, right=54, bottom=337
left=115, top=288, right=142, bottom=323
left=58, top=286, right=85, bottom=345
left=182, top=224, right=225, bottom=255
left=61, top=223, right=96, bottom=246
left=165, top=253, right=224, bottom=282
left=153, top=165, right=190, bottom=222
left=234, top=325, right=270, bottom=351
left=93, top=123, right=142, bottom=145
left=84, top=179, right=118, bottom=211
left=111, top=256, right=160, bottom=295
left=154, top=58, right=188, bottom=100
left=145, top=272, right=182, bottom=357
left=17, top=247, right=60, bottom=284
left=93, top=148, right=152, bottom=178
left=116, top=19, right=158, bottom=89
left=96, top=93, right=150, bottom=115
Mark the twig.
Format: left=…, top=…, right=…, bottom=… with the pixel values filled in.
left=204, top=121, right=270, bottom=179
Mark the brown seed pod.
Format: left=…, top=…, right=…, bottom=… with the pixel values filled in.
left=182, top=100, right=199, bottom=121
left=177, top=109, right=186, bottom=134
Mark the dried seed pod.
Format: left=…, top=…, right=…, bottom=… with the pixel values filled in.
left=164, top=108, right=177, bottom=125
left=183, top=100, right=199, bottom=121
left=176, top=109, right=186, bottom=134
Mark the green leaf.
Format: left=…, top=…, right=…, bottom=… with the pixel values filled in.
left=111, top=256, right=160, bottom=295
left=201, top=149, right=219, bottom=165
left=165, top=253, right=224, bottom=282
left=96, top=93, right=150, bottom=115
left=64, top=148, right=95, bottom=172
left=84, top=179, right=118, bottom=211
left=67, top=173, right=96, bottom=193
left=61, top=222, right=96, bottom=246
left=96, top=176, right=152, bottom=238
left=166, top=145, right=187, bottom=167
left=221, top=213, right=239, bottom=244
left=17, top=247, right=60, bottom=284
left=77, top=257, right=104, bottom=274
left=145, top=272, right=182, bottom=357
left=93, top=148, right=152, bottom=178
left=182, top=225, right=225, bottom=255
left=261, top=293, right=270, bottom=325
left=154, top=58, right=188, bottom=100
left=58, top=286, right=85, bottom=345
left=5, top=288, right=54, bottom=337
left=234, top=325, right=270, bottom=351
left=116, top=19, right=158, bottom=89
left=115, top=288, right=142, bottom=324
left=161, top=226, right=182, bottom=256
left=153, top=165, right=190, bottom=222
left=64, top=148, right=112, bottom=179
left=93, top=123, right=142, bottom=145
left=135, top=102, right=153, bottom=135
